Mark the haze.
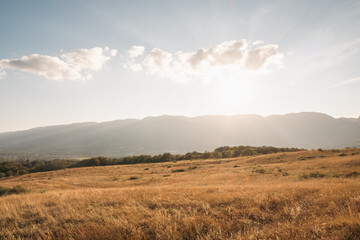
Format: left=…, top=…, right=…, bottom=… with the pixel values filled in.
left=0, top=0, right=359, bottom=133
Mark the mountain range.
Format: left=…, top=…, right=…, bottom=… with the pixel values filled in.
left=0, top=112, right=359, bottom=159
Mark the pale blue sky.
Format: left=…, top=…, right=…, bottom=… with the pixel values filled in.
left=0, top=0, right=359, bottom=132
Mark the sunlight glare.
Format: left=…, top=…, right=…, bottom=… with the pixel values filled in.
left=217, top=77, right=251, bottom=115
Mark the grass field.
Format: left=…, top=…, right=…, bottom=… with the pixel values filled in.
left=1, top=149, right=360, bottom=239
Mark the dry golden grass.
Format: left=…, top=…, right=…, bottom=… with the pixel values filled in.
left=1, top=149, right=360, bottom=239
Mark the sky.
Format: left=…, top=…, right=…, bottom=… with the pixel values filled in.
left=0, top=0, right=359, bottom=133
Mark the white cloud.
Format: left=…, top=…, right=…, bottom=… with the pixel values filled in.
left=122, top=46, right=146, bottom=72
left=110, top=49, right=118, bottom=57
left=143, top=48, right=173, bottom=75
left=123, top=39, right=283, bottom=82
left=252, top=40, right=264, bottom=45
left=185, top=40, right=248, bottom=69
left=0, top=47, right=117, bottom=81
left=245, top=44, right=283, bottom=70
left=62, top=47, right=112, bottom=71
left=127, top=45, right=145, bottom=58
left=0, top=54, right=82, bottom=80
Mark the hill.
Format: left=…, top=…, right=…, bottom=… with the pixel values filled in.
left=0, top=148, right=359, bottom=239
left=0, top=112, right=360, bottom=158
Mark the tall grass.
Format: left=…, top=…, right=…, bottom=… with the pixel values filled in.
left=0, top=149, right=359, bottom=239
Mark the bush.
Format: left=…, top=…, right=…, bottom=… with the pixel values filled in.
left=299, top=173, right=308, bottom=179
left=253, top=168, right=266, bottom=174
left=0, top=185, right=28, bottom=196
left=346, top=172, right=360, bottom=178
left=17, top=169, right=28, bottom=175
left=309, top=172, right=325, bottom=178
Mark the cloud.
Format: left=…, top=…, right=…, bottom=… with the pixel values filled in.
left=110, top=49, right=118, bottom=57
left=185, top=40, right=248, bottom=69
left=143, top=48, right=173, bottom=75
left=61, top=47, right=112, bottom=71
left=252, top=40, right=264, bottom=45
left=0, top=54, right=82, bottom=80
left=123, top=39, right=283, bottom=82
left=127, top=45, right=145, bottom=58
left=0, top=47, right=117, bottom=81
left=122, top=45, right=146, bottom=72
left=245, top=44, right=282, bottom=70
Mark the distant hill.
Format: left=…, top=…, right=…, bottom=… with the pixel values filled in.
left=0, top=112, right=359, bottom=158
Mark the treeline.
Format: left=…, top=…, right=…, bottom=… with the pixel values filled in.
left=0, top=159, right=77, bottom=178
left=0, top=146, right=303, bottom=178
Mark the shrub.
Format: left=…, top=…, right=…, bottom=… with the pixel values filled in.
left=346, top=172, right=360, bottom=178
left=129, top=176, right=139, bottom=180
left=17, top=169, right=28, bottom=175
left=0, top=185, right=28, bottom=197
left=309, top=172, right=325, bottom=178
left=299, top=173, right=308, bottom=179
left=171, top=169, right=185, bottom=173
left=253, top=168, right=266, bottom=174
left=328, top=172, right=340, bottom=178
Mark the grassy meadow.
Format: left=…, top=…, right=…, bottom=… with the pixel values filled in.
left=1, top=149, right=360, bottom=239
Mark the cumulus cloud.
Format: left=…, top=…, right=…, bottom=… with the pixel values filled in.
left=0, top=54, right=82, bottom=80
left=0, top=47, right=117, bottom=81
left=61, top=47, right=112, bottom=71
left=245, top=44, right=282, bottom=70
left=123, top=39, right=283, bottom=82
left=110, top=49, right=118, bottom=57
left=122, top=45, right=146, bottom=72
left=252, top=40, right=264, bottom=45
left=143, top=48, right=173, bottom=75
left=127, top=45, right=145, bottom=58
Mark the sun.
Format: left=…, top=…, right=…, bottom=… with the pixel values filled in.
left=217, top=78, right=251, bottom=115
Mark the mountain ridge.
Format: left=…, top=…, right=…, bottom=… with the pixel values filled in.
left=0, top=112, right=359, bottom=158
